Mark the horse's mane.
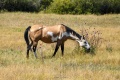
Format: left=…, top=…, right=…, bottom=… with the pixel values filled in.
left=61, top=24, right=81, bottom=39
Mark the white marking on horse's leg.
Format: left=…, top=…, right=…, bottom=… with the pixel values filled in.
left=33, top=46, right=38, bottom=59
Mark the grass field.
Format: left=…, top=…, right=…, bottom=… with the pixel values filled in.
left=0, top=12, right=120, bottom=80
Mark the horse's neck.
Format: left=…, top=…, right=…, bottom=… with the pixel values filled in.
left=68, top=32, right=79, bottom=40
left=66, top=27, right=81, bottom=40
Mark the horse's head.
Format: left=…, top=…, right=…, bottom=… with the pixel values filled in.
left=77, top=35, right=90, bottom=52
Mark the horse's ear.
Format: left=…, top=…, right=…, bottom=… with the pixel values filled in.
left=81, top=35, right=85, bottom=40
left=83, top=35, right=85, bottom=39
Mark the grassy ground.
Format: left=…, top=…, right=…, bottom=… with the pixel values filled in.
left=0, top=12, right=120, bottom=80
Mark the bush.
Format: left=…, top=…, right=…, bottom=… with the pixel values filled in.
left=47, top=0, right=120, bottom=14
left=0, top=0, right=41, bottom=12
left=40, top=0, right=53, bottom=11
left=79, top=27, right=103, bottom=54
left=47, top=0, right=75, bottom=14
left=0, top=0, right=120, bottom=14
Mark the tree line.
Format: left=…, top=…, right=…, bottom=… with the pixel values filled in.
left=0, top=0, right=120, bottom=14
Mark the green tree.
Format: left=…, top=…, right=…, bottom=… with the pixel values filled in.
left=48, top=0, right=75, bottom=14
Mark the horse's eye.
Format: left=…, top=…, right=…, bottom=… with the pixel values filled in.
left=84, top=42, right=87, bottom=44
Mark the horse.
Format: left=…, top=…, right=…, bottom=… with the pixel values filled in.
left=24, top=24, right=90, bottom=59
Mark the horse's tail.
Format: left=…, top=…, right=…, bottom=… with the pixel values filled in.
left=24, top=26, right=31, bottom=46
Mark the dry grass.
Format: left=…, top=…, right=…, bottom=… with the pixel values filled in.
left=0, top=12, right=120, bottom=80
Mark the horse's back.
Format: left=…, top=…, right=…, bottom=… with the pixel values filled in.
left=43, top=25, right=61, bottom=32
left=30, top=24, right=43, bottom=32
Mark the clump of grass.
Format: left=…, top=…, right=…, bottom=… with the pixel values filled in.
left=79, top=27, right=103, bottom=54
left=106, top=40, right=113, bottom=53
left=72, top=41, right=88, bottom=55
left=72, top=43, right=83, bottom=55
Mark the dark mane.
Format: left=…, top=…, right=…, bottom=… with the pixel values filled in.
left=61, top=24, right=81, bottom=39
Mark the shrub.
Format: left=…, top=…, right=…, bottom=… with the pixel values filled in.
left=40, top=0, right=53, bottom=11
left=0, top=0, right=41, bottom=12
left=79, top=27, right=103, bottom=54
left=0, top=0, right=120, bottom=14
left=47, top=0, right=75, bottom=14
left=47, top=0, right=120, bottom=14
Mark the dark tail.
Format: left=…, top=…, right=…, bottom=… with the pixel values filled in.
left=24, top=26, right=31, bottom=46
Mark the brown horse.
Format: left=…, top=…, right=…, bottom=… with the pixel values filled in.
left=24, top=24, right=90, bottom=58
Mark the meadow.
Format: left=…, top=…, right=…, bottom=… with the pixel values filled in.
left=0, top=12, right=120, bottom=80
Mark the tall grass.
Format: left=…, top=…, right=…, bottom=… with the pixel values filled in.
left=0, top=12, right=120, bottom=80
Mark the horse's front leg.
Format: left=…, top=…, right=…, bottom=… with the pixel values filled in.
left=61, top=43, right=64, bottom=56
left=52, top=43, right=60, bottom=57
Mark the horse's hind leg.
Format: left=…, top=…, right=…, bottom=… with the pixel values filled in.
left=27, top=48, right=29, bottom=58
left=26, top=41, right=33, bottom=59
left=29, top=37, right=33, bottom=51
left=29, top=41, right=33, bottom=51
left=33, top=41, right=38, bottom=59
left=33, top=46, right=37, bottom=58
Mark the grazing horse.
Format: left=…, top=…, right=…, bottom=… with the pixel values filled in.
left=24, top=24, right=90, bottom=58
